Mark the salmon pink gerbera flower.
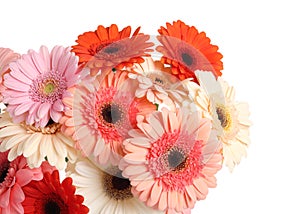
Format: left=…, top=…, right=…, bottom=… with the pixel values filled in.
left=121, top=108, right=222, bottom=212
left=73, top=70, right=156, bottom=166
left=22, top=170, right=89, bottom=214
left=0, top=48, right=20, bottom=101
left=72, top=24, right=154, bottom=76
left=156, top=20, right=223, bottom=81
left=2, top=46, right=80, bottom=128
left=0, top=151, right=51, bottom=214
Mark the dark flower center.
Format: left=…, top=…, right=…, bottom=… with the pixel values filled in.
left=101, top=103, right=123, bottom=124
left=216, top=105, right=231, bottom=130
left=103, top=46, right=120, bottom=54
left=112, top=173, right=131, bottom=191
left=181, top=53, right=194, bottom=66
left=103, top=170, right=132, bottom=200
left=44, top=200, right=61, bottom=214
left=168, top=149, right=187, bottom=171
left=0, top=161, right=9, bottom=183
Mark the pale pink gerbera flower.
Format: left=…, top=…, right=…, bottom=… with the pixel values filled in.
left=2, top=46, right=79, bottom=127
left=0, top=151, right=52, bottom=214
left=0, top=112, right=78, bottom=170
left=0, top=48, right=20, bottom=101
left=73, top=70, right=156, bottom=166
left=192, top=71, right=252, bottom=171
left=121, top=108, right=222, bottom=213
left=128, top=57, right=189, bottom=110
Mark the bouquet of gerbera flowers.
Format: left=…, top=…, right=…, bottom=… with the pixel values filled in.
left=0, top=20, right=251, bottom=214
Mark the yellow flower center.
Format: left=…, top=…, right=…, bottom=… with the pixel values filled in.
left=216, top=104, right=232, bottom=131
left=44, top=82, right=56, bottom=94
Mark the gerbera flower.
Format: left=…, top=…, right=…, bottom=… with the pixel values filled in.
left=0, top=112, right=78, bottom=170
left=0, top=151, right=51, bottom=214
left=22, top=170, right=89, bottom=214
left=193, top=71, right=252, bottom=171
left=2, top=45, right=80, bottom=127
left=66, top=157, right=162, bottom=214
left=72, top=24, right=154, bottom=76
left=128, top=57, right=189, bottom=110
left=0, top=47, right=20, bottom=101
left=73, top=70, right=156, bottom=166
left=121, top=108, right=222, bottom=212
left=156, top=20, right=223, bottom=81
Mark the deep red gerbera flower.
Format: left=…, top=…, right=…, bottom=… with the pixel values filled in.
left=22, top=170, right=89, bottom=214
left=156, top=20, right=223, bottom=81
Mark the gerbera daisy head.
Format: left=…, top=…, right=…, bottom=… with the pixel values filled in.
left=22, top=170, right=89, bottom=214
left=128, top=57, right=190, bottom=110
left=73, top=69, right=156, bottom=166
left=0, top=112, right=78, bottom=170
left=194, top=71, right=252, bottom=171
left=121, top=107, right=222, bottom=212
left=0, top=151, right=48, bottom=213
left=156, top=20, right=223, bottom=81
left=72, top=24, right=154, bottom=76
left=66, top=157, right=162, bottom=214
left=2, top=45, right=80, bottom=127
left=0, top=47, right=20, bottom=101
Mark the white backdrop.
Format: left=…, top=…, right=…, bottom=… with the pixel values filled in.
left=1, top=0, right=299, bottom=213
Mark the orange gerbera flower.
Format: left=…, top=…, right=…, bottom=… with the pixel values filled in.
left=156, top=20, right=223, bottom=81
left=72, top=24, right=154, bottom=76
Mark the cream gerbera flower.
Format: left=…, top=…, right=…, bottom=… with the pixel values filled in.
left=66, top=157, right=163, bottom=214
left=129, top=57, right=189, bottom=110
left=0, top=112, right=77, bottom=169
left=192, top=71, right=252, bottom=171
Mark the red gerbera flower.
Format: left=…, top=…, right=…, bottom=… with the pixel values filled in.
left=72, top=24, right=154, bottom=76
left=22, top=170, right=89, bottom=214
left=156, top=20, right=223, bottom=81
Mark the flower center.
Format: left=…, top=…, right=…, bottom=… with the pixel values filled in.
left=94, top=42, right=124, bottom=59
left=44, top=200, right=61, bottom=214
left=0, top=161, right=9, bottom=184
left=29, top=71, right=67, bottom=104
left=102, top=170, right=132, bottom=200
left=103, top=45, right=120, bottom=54
left=181, top=53, right=193, bottom=66
left=147, top=73, right=171, bottom=89
left=21, top=122, right=61, bottom=134
left=216, top=104, right=232, bottom=131
left=44, top=82, right=56, bottom=94
left=167, top=148, right=187, bottom=171
left=100, top=103, right=123, bottom=125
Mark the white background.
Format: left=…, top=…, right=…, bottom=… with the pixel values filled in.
left=1, top=0, right=300, bottom=213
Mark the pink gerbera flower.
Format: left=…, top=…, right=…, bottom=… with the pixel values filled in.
left=121, top=108, right=222, bottom=213
left=0, top=151, right=53, bottom=214
left=0, top=48, right=20, bottom=101
left=73, top=70, right=156, bottom=166
left=2, top=46, right=80, bottom=127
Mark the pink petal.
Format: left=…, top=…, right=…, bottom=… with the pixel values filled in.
left=0, top=188, right=10, bottom=207
left=16, top=169, right=34, bottom=186
left=53, top=99, right=64, bottom=112
left=10, top=184, right=25, bottom=203
left=50, top=109, right=62, bottom=122
left=37, top=102, right=51, bottom=119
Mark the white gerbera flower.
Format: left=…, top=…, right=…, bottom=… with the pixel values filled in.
left=188, top=71, right=252, bottom=171
left=66, top=157, right=163, bottom=214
